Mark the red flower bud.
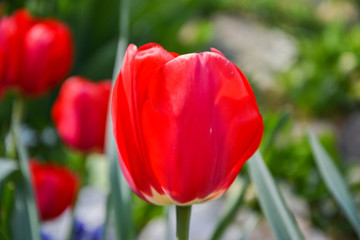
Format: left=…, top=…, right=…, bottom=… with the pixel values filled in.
left=52, top=76, right=111, bottom=153
left=0, top=9, right=73, bottom=96
left=29, top=160, right=78, bottom=221
left=111, top=43, right=264, bottom=205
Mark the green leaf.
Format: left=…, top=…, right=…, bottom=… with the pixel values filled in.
left=103, top=0, right=134, bottom=238
left=0, top=159, right=18, bottom=239
left=210, top=178, right=249, bottom=240
left=0, top=163, right=37, bottom=240
left=308, top=130, right=360, bottom=238
left=0, top=228, right=10, bottom=240
left=105, top=93, right=133, bottom=240
left=10, top=98, right=40, bottom=240
left=10, top=174, right=37, bottom=240
left=261, top=111, right=291, bottom=155
left=248, top=151, right=304, bottom=240
left=0, top=181, right=15, bottom=240
left=107, top=141, right=133, bottom=240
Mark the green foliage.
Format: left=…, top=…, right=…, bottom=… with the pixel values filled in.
left=227, top=0, right=320, bottom=33
left=0, top=159, right=18, bottom=240
left=262, top=112, right=341, bottom=201
left=132, top=196, right=163, bottom=234
left=309, top=130, right=360, bottom=238
left=11, top=99, right=40, bottom=240
left=248, top=152, right=304, bottom=240
left=281, top=23, right=360, bottom=116
left=210, top=178, right=249, bottom=240
left=129, top=0, right=218, bottom=54
left=0, top=159, right=39, bottom=240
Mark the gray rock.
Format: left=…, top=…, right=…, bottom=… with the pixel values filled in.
left=211, top=13, right=297, bottom=91
left=339, top=111, right=360, bottom=162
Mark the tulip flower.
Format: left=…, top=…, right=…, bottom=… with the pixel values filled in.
left=52, top=76, right=111, bottom=153
left=30, top=160, right=78, bottom=221
left=111, top=43, right=263, bottom=206
left=0, top=9, right=73, bottom=96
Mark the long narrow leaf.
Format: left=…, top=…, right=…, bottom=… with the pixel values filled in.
left=210, top=178, right=249, bottom=240
left=10, top=175, right=35, bottom=240
left=11, top=98, right=40, bottom=240
left=248, top=151, right=304, bottom=240
left=0, top=161, right=17, bottom=240
left=308, top=130, right=360, bottom=238
left=104, top=0, right=133, bottom=239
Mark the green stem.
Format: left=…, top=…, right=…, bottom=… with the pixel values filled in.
left=11, top=97, right=40, bottom=240
left=176, top=205, right=192, bottom=240
left=6, top=97, right=23, bottom=159
left=210, top=178, right=249, bottom=240
left=5, top=127, right=16, bottom=160
left=164, top=206, right=171, bottom=240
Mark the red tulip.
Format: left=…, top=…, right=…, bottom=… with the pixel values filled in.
left=29, top=160, right=78, bottom=221
left=52, top=76, right=111, bottom=153
left=0, top=9, right=73, bottom=96
left=111, top=43, right=264, bottom=205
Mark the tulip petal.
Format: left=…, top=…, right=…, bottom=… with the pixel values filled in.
left=142, top=52, right=263, bottom=204
left=30, top=161, right=78, bottom=221
left=52, top=76, right=111, bottom=152
left=0, top=10, right=30, bottom=86
left=112, top=44, right=176, bottom=202
left=0, top=9, right=73, bottom=96
left=21, top=21, right=73, bottom=95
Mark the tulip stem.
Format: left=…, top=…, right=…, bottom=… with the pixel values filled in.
left=11, top=97, right=40, bottom=240
left=176, top=205, right=192, bottom=240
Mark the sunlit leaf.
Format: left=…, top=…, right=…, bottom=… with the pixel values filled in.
left=248, top=151, right=304, bottom=240
left=210, top=178, right=249, bottom=240
left=308, top=130, right=360, bottom=238
left=103, top=0, right=133, bottom=239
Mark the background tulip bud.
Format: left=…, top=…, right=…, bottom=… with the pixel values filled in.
left=0, top=9, right=73, bottom=96
left=52, top=76, right=111, bottom=153
left=111, top=43, right=264, bottom=205
left=30, top=160, right=78, bottom=221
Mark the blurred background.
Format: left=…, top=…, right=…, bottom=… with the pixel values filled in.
left=1, top=0, right=360, bottom=239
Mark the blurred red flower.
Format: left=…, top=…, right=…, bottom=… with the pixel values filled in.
left=30, top=160, right=78, bottom=221
left=111, top=43, right=263, bottom=205
left=0, top=9, right=73, bottom=96
left=52, top=76, right=111, bottom=153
